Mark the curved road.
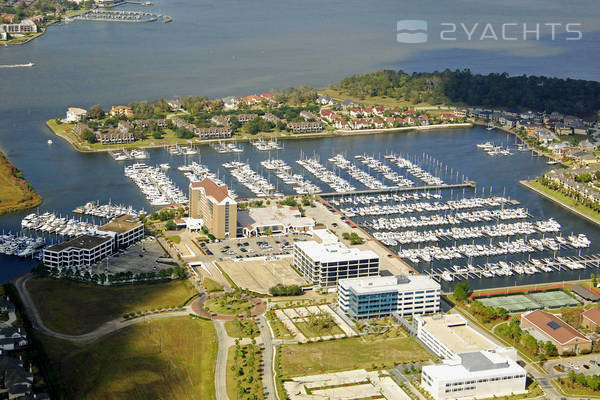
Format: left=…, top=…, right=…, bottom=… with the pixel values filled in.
left=14, top=274, right=192, bottom=343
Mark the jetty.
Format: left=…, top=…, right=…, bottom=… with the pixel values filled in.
left=74, top=9, right=160, bottom=23
left=319, top=181, right=476, bottom=197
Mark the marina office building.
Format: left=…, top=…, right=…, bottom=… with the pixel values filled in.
left=43, top=214, right=144, bottom=269
left=42, top=235, right=114, bottom=269
left=293, top=229, right=379, bottom=287
left=421, top=350, right=527, bottom=400
left=189, top=178, right=237, bottom=239
left=338, top=275, right=440, bottom=319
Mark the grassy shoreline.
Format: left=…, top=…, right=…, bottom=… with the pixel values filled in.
left=0, top=152, right=42, bottom=216
left=46, top=118, right=472, bottom=153
left=521, top=179, right=600, bottom=226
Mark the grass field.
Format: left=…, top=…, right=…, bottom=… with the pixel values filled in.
left=38, top=316, right=217, bottom=400
left=226, top=344, right=264, bottom=400
left=318, top=88, right=438, bottom=109
left=27, top=278, right=196, bottom=335
left=203, top=278, right=224, bottom=293
left=266, top=311, right=293, bottom=339
left=203, top=295, right=254, bottom=316
left=281, top=336, right=430, bottom=377
left=224, top=319, right=260, bottom=338
left=294, top=321, right=344, bottom=338
left=0, top=152, right=42, bottom=216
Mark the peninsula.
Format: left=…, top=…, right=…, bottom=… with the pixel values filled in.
left=0, top=152, right=41, bottom=216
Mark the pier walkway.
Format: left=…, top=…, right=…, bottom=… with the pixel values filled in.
left=319, top=181, right=477, bottom=197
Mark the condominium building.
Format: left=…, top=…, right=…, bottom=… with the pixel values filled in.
left=293, top=229, right=379, bottom=287
left=42, top=235, right=113, bottom=269
left=415, top=313, right=500, bottom=360
left=189, top=178, right=237, bottom=238
left=99, top=214, right=144, bottom=249
left=421, top=350, right=527, bottom=400
left=338, top=275, right=440, bottom=319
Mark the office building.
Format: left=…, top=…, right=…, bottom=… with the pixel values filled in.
left=293, top=229, right=378, bottom=287
left=43, top=235, right=113, bottom=269
left=99, top=214, right=144, bottom=249
left=338, top=275, right=440, bottom=319
left=421, top=350, right=527, bottom=400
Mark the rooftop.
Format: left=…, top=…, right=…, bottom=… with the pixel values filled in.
left=237, top=204, right=314, bottom=230
left=339, top=275, right=439, bottom=295
left=45, top=235, right=112, bottom=252
left=190, top=178, right=234, bottom=204
left=418, top=314, right=499, bottom=354
left=423, top=350, right=525, bottom=381
left=100, top=214, right=142, bottom=234
left=295, top=240, right=378, bottom=264
left=522, top=310, right=591, bottom=345
left=582, top=308, right=600, bottom=325
left=570, top=285, right=600, bottom=301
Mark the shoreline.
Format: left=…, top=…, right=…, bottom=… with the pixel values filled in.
left=519, top=179, right=600, bottom=227
left=0, top=153, right=42, bottom=216
left=46, top=119, right=473, bottom=154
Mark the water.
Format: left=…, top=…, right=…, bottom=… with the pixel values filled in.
left=1, top=0, right=599, bottom=282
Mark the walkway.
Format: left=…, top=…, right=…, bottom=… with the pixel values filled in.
left=14, top=274, right=191, bottom=343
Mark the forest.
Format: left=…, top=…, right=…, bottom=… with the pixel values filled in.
left=331, top=69, right=600, bottom=117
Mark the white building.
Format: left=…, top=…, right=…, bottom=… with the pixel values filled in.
left=421, top=350, right=527, bottom=400
left=293, top=229, right=379, bottom=287
left=66, top=107, right=88, bottom=122
left=43, top=235, right=113, bottom=269
left=415, top=314, right=501, bottom=360
left=338, top=275, right=440, bottom=319
left=98, top=214, right=144, bottom=249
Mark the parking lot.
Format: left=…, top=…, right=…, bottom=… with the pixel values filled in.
left=205, top=233, right=310, bottom=260
left=547, top=354, right=600, bottom=375
left=91, top=236, right=173, bottom=275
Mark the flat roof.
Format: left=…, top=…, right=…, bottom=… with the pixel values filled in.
left=339, top=275, right=440, bottom=295
left=45, top=235, right=112, bottom=252
left=570, top=285, right=600, bottom=301
left=100, top=215, right=142, bottom=234
left=238, top=204, right=314, bottom=230
left=522, top=310, right=591, bottom=345
left=419, top=314, right=498, bottom=354
left=295, top=240, right=378, bottom=264
left=423, top=351, right=525, bottom=381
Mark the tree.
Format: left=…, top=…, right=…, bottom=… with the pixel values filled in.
left=81, top=129, right=97, bottom=143
left=543, top=341, right=558, bottom=356
left=453, top=282, right=471, bottom=302
left=88, top=104, right=105, bottom=120
left=165, top=220, right=177, bottom=231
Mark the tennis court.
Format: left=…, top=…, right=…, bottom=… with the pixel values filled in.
left=528, top=291, right=580, bottom=309
left=478, top=294, right=541, bottom=313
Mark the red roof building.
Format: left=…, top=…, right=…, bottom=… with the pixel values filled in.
left=521, top=310, right=592, bottom=354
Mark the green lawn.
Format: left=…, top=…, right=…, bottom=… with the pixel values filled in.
left=27, top=278, right=196, bottom=335
left=526, top=180, right=600, bottom=224
left=227, top=344, right=265, bottom=400
left=37, top=316, right=217, bottom=400
left=294, top=321, right=344, bottom=338
left=203, top=295, right=254, bottom=316
left=319, top=88, right=438, bottom=108
left=0, top=152, right=42, bottom=216
left=224, top=318, right=260, bottom=338
left=166, top=235, right=181, bottom=244
left=553, top=378, right=600, bottom=398
left=203, top=277, right=224, bottom=293
left=281, top=336, right=431, bottom=377
left=266, top=311, right=293, bottom=339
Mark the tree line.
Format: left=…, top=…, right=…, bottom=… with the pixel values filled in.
left=331, top=69, right=600, bottom=117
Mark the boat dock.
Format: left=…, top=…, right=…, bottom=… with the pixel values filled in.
left=319, top=181, right=476, bottom=197
left=427, top=253, right=599, bottom=283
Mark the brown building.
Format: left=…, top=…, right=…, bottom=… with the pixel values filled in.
left=580, top=308, right=600, bottom=331
left=521, top=310, right=592, bottom=354
left=189, top=178, right=237, bottom=238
